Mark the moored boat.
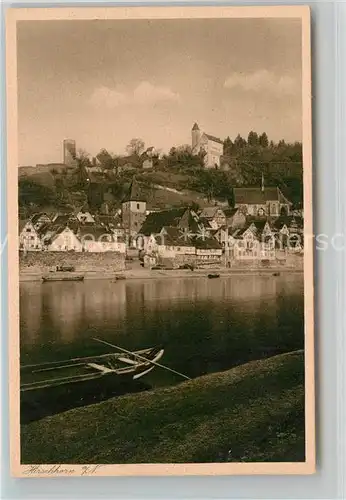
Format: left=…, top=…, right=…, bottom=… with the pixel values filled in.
left=208, top=273, right=220, bottom=279
left=20, top=346, right=165, bottom=423
left=21, top=346, right=164, bottom=393
left=56, top=265, right=75, bottom=272
left=42, top=274, right=84, bottom=282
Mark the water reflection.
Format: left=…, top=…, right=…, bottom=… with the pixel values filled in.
left=20, top=275, right=304, bottom=382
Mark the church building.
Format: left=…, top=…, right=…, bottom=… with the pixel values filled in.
left=191, top=123, right=223, bottom=169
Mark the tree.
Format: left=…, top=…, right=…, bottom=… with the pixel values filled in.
left=73, top=149, right=92, bottom=189
left=167, top=144, right=204, bottom=169
left=76, top=149, right=92, bottom=169
left=197, top=170, right=233, bottom=202
left=126, top=138, right=145, bottom=157
left=234, top=134, right=247, bottom=151
left=247, top=131, right=259, bottom=147
left=96, top=149, right=120, bottom=171
left=259, top=132, right=269, bottom=148
left=19, top=178, right=56, bottom=208
left=223, top=136, right=233, bottom=156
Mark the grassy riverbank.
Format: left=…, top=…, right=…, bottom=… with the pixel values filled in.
left=21, top=351, right=305, bottom=464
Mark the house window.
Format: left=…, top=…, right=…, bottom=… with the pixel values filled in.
left=137, top=203, right=140, bottom=210
left=26, top=228, right=31, bottom=232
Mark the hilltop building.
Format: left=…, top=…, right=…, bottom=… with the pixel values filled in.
left=191, top=123, right=223, bottom=169
left=141, top=146, right=158, bottom=170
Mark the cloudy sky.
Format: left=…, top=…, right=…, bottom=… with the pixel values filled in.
left=17, top=18, right=302, bottom=166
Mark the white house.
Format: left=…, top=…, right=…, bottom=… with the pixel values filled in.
left=194, top=237, right=223, bottom=263
left=229, top=221, right=275, bottom=261
left=273, top=216, right=303, bottom=252
left=147, top=227, right=196, bottom=259
left=45, top=225, right=83, bottom=252
left=79, top=226, right=126, bottom=253
left=19, top=220, right=44, bottom=252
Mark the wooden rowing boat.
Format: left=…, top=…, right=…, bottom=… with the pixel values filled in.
left=21, top=346, right=164, bottom=393
left=208, top=273, right=220, bottom=279
left=20, top=346, right=165, bottom=423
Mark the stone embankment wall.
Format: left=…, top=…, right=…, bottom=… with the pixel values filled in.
left=226, top=252, right=303, bottom=270
left=19, top=251, right=125, bottom=275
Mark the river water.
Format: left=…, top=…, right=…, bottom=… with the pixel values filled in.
left=20, top=274, right=304, bottom=387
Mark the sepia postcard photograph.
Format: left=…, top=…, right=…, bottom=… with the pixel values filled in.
left=6, top=5, right=314, bottom=476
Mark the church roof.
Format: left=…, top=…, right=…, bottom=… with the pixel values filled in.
left=234, top=187, right=292, bottom=205
left=192, top=122, right=200, bottom=131
left=204, top=133, right=223, bottom=145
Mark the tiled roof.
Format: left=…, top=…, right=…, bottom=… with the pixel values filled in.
left=117, top=155, right=138, bottom=167
left=199, top=207, right=225, bottom=219
left=231, top=222, right=266, bottom=240
left=198, top=217, right=214, bottom=229
left=53, top=214, right=78, bottom=226
left=41, top=223, right=78, bottom=244
left=79, top=225, right=113, bottom=239
left=194, top=236, right=222, bottom=250
left=95, top=215, right=122, bottom=228
left=30, top=212, right=50, bottom=224
left=234, top=187, right=291, bottom=205
left=139, top=208, right=187, bottom=236
left=158, top=226, right=195, bottom=247
left=250, top=221, right=268, bottom=235
left=224, top=208, right=240, bottom=218
left=273, top=216, right=304, bottom=230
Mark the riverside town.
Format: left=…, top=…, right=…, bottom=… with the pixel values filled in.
left=19, top=131, right=304, bottom=282
left=16, top=12, right=309, bottom=469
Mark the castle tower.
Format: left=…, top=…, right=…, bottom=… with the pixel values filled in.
left=63, top=139, right=77, bottom=167
left=191, top=123, right=201, bottom=151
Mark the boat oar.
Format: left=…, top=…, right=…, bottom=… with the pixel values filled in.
left=92, top=338, right=191, bottom=381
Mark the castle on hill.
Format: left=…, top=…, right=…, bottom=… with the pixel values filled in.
left=191, top=123, right=223, bottom=169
